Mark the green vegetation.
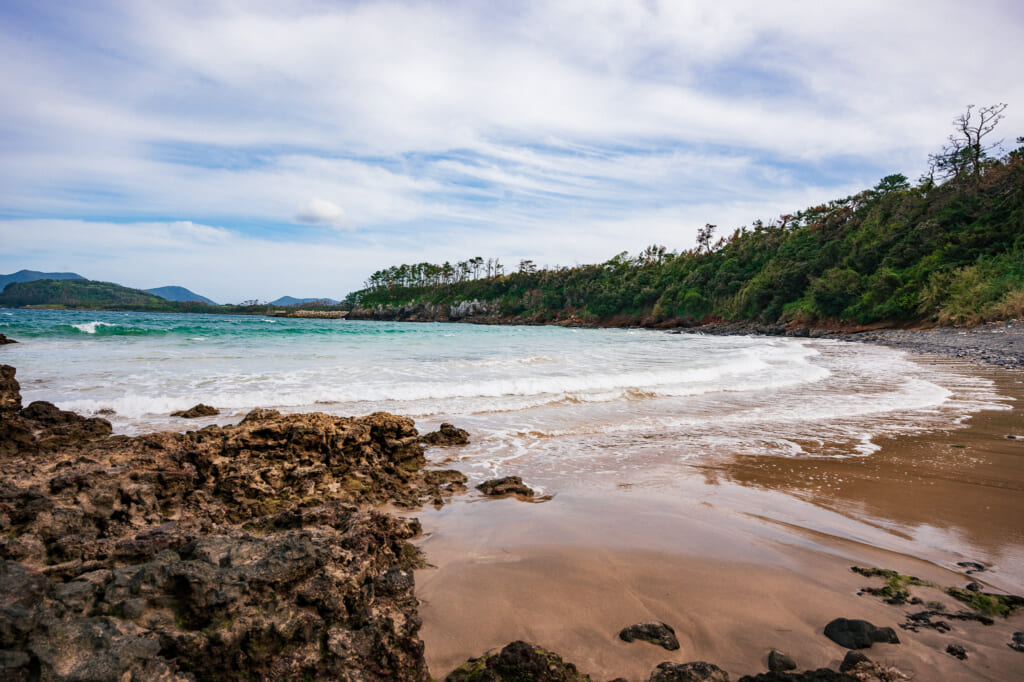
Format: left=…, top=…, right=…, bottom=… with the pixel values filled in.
left=0, top=279, right=221, bottom=312
left=347, top=109, right=1024, bottom=327
left=945, top=587, right=1024, bottom=617
left=851, top=567, right=929, bottom=603
left=852, top=565, right=1024, bottom=617
left=0, top=279, right=347, bottom=316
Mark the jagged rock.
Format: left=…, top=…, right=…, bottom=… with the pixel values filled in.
left=476, top=476, right=535, bottom=497
left=0, top=334, right=16, bottom=345
left=421, top=422, right=470, bottom=446
left=956, top=561, right=985, bottom=574
left=0, top=364, right=21, bottom=413
left=170, top=403, right=219, bottom=418
left=823, top=618, right=899, bottom=649
left=1010, top=631, right=1024, bottom=652
left=446, top=640, right=591, bottom=681
left=618, top=621, right=680, bottom=650
left=946, top=643, right=967, bottom=660
left=0, top=364, right=479, bottom=681
left=0, top=367, right=112, bottom=457
left=839, top=651, right=870, bottom=672
left=649, top=661, right=730, bottom=681
left=768, top=649, right=797, bottom=672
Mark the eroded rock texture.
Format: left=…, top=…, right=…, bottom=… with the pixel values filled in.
left=0, top=364, right=468, bottom=681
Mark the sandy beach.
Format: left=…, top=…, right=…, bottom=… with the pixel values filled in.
left=412, top=362, right=1024, bottom=680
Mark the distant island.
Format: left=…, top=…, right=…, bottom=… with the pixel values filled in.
left=145, top=286, right=218, bottom=306
left=0, top=269, right=85, bottom=290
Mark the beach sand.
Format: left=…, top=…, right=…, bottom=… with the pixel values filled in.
left=411, top=362, right=1024, bottom=680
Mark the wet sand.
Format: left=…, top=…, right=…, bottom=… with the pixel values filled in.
left=411, top=363, right=1024, bottom=680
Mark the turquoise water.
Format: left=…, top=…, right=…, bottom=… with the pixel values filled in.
left=0, top=308, right=1008, bottom=490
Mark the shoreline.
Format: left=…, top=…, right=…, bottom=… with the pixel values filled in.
left=412, top=362, right=1024, bottom=679
left=2, top=324, right=1023, bottom=679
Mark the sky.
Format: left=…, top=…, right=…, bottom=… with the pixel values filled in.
left=1, top=0, right=1022, bottom=304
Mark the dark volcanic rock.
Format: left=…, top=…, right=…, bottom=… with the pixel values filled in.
left=1, top=367, right=112, bottom=457
left=649, top=661, right=730, bottom=681
left=0, top=333, right=15, bottom=345
left=619, top=620, right=680, bottom=650
left=946, top=643, right=967, bottom=660
left=476, top=476, right=535, bottom=497
left=823, top=618, right=899, bottom=649
left=421, top=422, right=470, bottom=446
left=1010, top=631, right=1024, bottom=652
left=767, top=649, right=797, bottom=672
left=0, top=365, right=480, bottom=681
left=737, top=671, right=855, bottom=681
left=839, top=650, right=870, bottom=672
left=446, top=640, right=591, bottom=681
left=170, top=403, right=219, bottom=418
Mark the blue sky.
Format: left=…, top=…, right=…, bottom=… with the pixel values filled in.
left=1, top=0, right=1022, bottom=303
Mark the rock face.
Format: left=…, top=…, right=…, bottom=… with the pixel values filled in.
left=618, top=621, right=680, bottom=650
left=823, top=618, right=899, bottom=649
left=0, top=364, right=472, bottom=681
left=0, top=333, right=16, bottom=345
left=170, top=403, right=219, bottom=418
left=0, top=366, right=112, bottom=458
left=348, top=300, right=501, bottom=324
left=445, top=640, right=592, bottom=681
left=649, top=661, right=730, bottom=681
left=476, top=476, right=535, bottom=498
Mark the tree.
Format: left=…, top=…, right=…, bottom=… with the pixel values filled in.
left=696, top=224, right=716, bottom=254
left=928, top=103, right=1007, bottom=185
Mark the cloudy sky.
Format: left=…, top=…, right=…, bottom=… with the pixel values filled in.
left=1, top=0, right=1021, bottom=303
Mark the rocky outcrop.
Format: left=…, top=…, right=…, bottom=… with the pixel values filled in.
left=0, top=366, right=112, bottom=458
left=619, top=621, right=680, bottom=650
left=348, top=300, right=501, bottom=323
left=649, top=661, right=730, bottom=681
left=0, top=333, right=16, bottom=345
left=445, top=640, right=592, bottom=681
left=823, top=618, right=899, bottom=649
left=0, top=364, right=471, bottom=681
left=768, top=649, right=797, bottom=672
left=476, top=476, right=535, bottom=498
left=170, top=403, right=219, bottom=418
left=421, top=422, right=470, bottom=446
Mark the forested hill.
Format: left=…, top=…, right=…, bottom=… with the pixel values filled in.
left=347, top=130, right=1024, bottom=327
left=0, top=279, right=222, bottom=313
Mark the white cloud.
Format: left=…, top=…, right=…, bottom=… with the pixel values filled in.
left=0, top=0, right=1022, bottom=286
left=294, top=198, right=350, bottom=229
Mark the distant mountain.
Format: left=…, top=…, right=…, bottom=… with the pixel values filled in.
left=0, top=269, right=84, bottom=292
left=146, top=286, right=218, bottom=305
left=270, top=296, right=340, bottom=307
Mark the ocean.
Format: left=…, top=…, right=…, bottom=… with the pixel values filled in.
left=0, top=308, right=1008, bottom=493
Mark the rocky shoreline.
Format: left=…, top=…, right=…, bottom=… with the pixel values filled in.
left=679, top=320, right=1024, bottom=370
left=2, top=335, right=1022, bottom=679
